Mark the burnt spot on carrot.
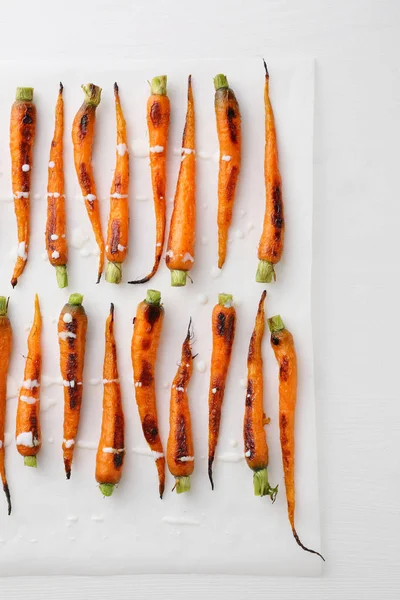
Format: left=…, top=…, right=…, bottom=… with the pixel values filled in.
left=141, top=338, right=151, bottom=351
left=142, top=414, right=159, bottom=444
left=280, top=356, right=289, bottom=381
left=227, top=104, right=238, bottom=143
left=271, top=184, right=284, bottom=229
left=150, top=102, right=162, bottom=127
left=79, top=163, right=92, bottom=195
left=139, top=360, right=153, bottom=387
left=245, top=378, right=254, bottom=407
left=145, top=303, right=161, bottom=327
left=79, top=113, right=89, bottom=139
left=175, top=413, right=189, bottom=457
left=110, top=220, right=121, bottom=254
left=226, top=166, right=239, bottom=204
left=248, top=332, right=256, bottom=360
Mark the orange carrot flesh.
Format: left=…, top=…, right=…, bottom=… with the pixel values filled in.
left=16, top=294, right=42, bottom=467
left=208, top=293, right=236, bottom=489
left=0, top=297, right=12, bottom=514
left=214, top=74, right=241, bottom=269
left=46, top=83, right=68, bottom=288
left=269, top=315, right=324, bottom=560
left=58, top=293, right=87, bottom=479
left=129, top=76, right=170, bottom=284
left=243, top=291, right=278, bottom=501
left=131, top=290, right=165, bottom=497
left=256, top=62, right=285, bottom=284
left=72, top=84, right=104, bottom=283
left=167, top=319, right=194, bottom=494
left=10, top=87, right=36, bottom=288
left=105, top=83, right=130, bottom=285
left=95, top=304, right=125, bottom=496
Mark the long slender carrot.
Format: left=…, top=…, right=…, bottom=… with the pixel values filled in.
left=167, top=319, right=194, bottom=493
left=129, top=76, right=170, bottom=284
left=10, top=87, right=37, bottom=288
left=243, top=290, right=278, bottom=501
left=0, top=297, right=12, bottom=514
left=105, top=83, right=130, bottom=284
left=16, top=294, right=42, bottom=468
left=131, top=290, right=165, bottom=497
left=96, top=304, right=125, bottom=496
left=165, top=75, right=196, bottom=287
left=214, top=74, right=241, bottom=269
left=208, top=293, right=236, bottom=489
left=58, top=293, right=87, bottom=479
left=268, top=315, right=324, bottom=560
left=256, top=62, right=284, bottom=283
left=46, top=83, right=68, bottom=288
left=72, top=84, right=104, bottom=283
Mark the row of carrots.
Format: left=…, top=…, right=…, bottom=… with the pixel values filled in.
left=0, top=290, right=323, bottom=562
left=9, top=62, right=284, bottom=288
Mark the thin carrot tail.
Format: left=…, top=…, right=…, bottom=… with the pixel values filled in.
left=3, top=482, right=11, bottom=515
left=128, top=252, right=162, bottom=284
left=218, top=232, right=227, bottom=269
left=64, top=458, right=71, bottom=480
left=292, top=527, right=325, bottom=561
left=208, top=456, right=215, bottom=490
left=156, top=456, right=165, bottom=499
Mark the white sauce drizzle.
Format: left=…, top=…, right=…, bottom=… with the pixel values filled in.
left=20, top=395, right=37, bottom=404
left=22, top=379, right=40, bottom=390
left=221, top=155, right=232, bottom=162
left=16, top=432, right=39, bottom=447
left=183, top=252, right=194, bottom=263
left=175, top=386, right=185, bottom=392
left=178, top=456, right=194, bottom=462
left=116, top=143, right=128, bottom=156
left=102, top=447, right=125, bottom=454
left=52, top=250, right=60, bottom=259
left=132, top=447, right=164, bottom=460
left=196, top=360, right=206, bottom=373
left=84, top=194, right=97, bottom=202
left=14, top=191, right=29, bottom=199
left=22, top=164, right=30, bottom=172
left=63, top=313, right=73, bottom=324
left=63, top=439, right=75, bottom=449
left=166, top=249, right=174, bottom=258
left=18, top=241, right=28, bottom=261
left=51, top=234, right=59, bottom=240
left=212, top=388, right=217, bottom=394
left=103, top=378, right=119, bottom=384
left=48, top=161, right=55, bottom=168
left=117, top=244, right=126, bottom=251
left=149, top=145, right=164, bottom=153
left=47, top=192, right=62, bottom=198
left=244, top=449, right=251, bottom=457
left=59, top=331, right=76, bottom=341
left=110, top=192, right=128, bottom=199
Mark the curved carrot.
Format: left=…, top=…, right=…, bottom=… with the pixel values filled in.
left=96, top=304, right=125, bottom=496
left=165, top=76, right=196, bottom=287
left=72, top=84, right=104, bottom=283
left=243, top=291, right=277, bottom=501
left=0, top=297, right=12, bottom=514
left=58, top=293, right=87, bottom=479
left=269, top=315, right=324, bottom=560
left=129, top=76, right=170, bottom=284
left=105, top=83, right=130, bottom=284
left=167, top=319, right=194, bottom=493
left=256, top=62, right=284, bottom=283
left=214, top=74, right=241, bottom=269
left=208, top=293, right=236, bottom=489
left=131, top=290, right=165, bottom=497
left=16, top=294, right=42, bottom=467
left=46, top=83, right=68, bottom=288
left=10, top=87, right=37, bottom=288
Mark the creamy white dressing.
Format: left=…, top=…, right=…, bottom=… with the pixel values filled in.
left=63, top=313, right=73, bottom=324
left=182, top=252, right=194, bottom=263
left=132, top=447, right=164, bottom=460
left=14, top=191, right=29, bottom=199
left=196, top=360, right=206, bottom=373
left=22, top=164, right=30, bottom=172
left=135, top=381, right=142, bottom=388
left=16, top=432, right=39, bottom=447
left=166, top=249, right=174, bottom=258
left=22, top=379, right=40, bottom=390
left=102, top=447, right=125, bottom=454
left=19, top=395, right=37, bottom=404
left=117, top=244, right=126, bottom=251
left=110, top=192, right=128, bottom=199
left=50, top=234, right=59, bottom=240
left=47, top=192, right=62, bottom=198
left=175, top=386, right=185, bottom=392
left=63, top=439, right=75, bottom=449
left=52, top=250, right=60, bottom=259
left=244, top=449, right=251, bottom=457
left=212, top=388, right=217, bottom=394
left=59, top=331, right=76, bottom=341
left=103, top=378, right=119, bottom=384
left=84, top=194, right=96, bottom=202
left=149, top=145, right=164, bottom=153
left=63, top=380, right=76, bottom=387
left=17, top=241, right=27, bottom=261
left=178, top=456, right=194, bottom=462
left=116, top=143, right=128, bottom=156
left=48, top=161, right=55, bottom=168
left=221, top=155, right=232, bottom=162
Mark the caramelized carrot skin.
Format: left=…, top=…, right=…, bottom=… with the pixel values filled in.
left=0, top=309, right=12, bottom=513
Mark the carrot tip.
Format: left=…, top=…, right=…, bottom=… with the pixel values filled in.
left=171, top=270, right=187, bottom=287
left=253, top=468, right=278, bottom=502
left=159, top=483, right=165, bottom=499
left=263, top=59, right=269, bottom=78
left=99, top=483, right=115, bottom=497
left=11, top=278, right=17, bottom=289
left=214, top=74, right=229, bottom=91
left=66, top=470, right=71, bottom=480
left=175, top=476, right=191, bottom=494
left=268, top=315, right=285, bottom=333
left=105, top=262, right=122, bottom=284
left=3, top=483, right=11, bottom=515
left=56, top=265, right=68, bottom=289
left=59, top=82, right=64, bottom=94
left=0, top=296, right=8, bottom=316
left=208, top=460, right=215, bottom=490
left=114, top=82, right=119, bottom=94
left=256, top=260, right=275, bottom=283
left=16, top=87, right=34, bottom=101
left=292, top=528, right=325, bottom=561
left=24, top=456, right=37, bottom=468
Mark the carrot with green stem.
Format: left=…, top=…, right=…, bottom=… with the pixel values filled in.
left=58, top=294, right=87, bottom=479
left=72, top=84, right=104, bottom=283
left=167, top=319, right=194, bottom=493
left=131, top=290, right=165, bottom=497
left=244, top=290, right=278, bottom=501
left=256, top=61, right=284, bottom=283
left=208, top=293, right=236, bottom=489
left=46, top=83, right=68, bottom=288
left=0, top=297, right=12, bottom=514
left=165, top=75, right=196, bottom=287
left=269, top=315, right=324, bottom=560
left=10, top=87, right=37, bottom=288
left=16, top=294, right=42, bottom=468
left=214, top=74, right=241, bottom=269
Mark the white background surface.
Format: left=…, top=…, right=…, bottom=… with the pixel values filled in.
left=0, top=0, right=398, bottom=597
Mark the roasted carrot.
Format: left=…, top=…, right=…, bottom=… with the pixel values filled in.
left=105, top=83, right=130, bottom=284
left=0, top=297, right=12, bottom=514
left=243, top=290, right=278, bottom=501
left=96, top=304, right=125, bottom=496
left=165, top=75, right=196, bottom=287
left=131, top=290, right=165, bottom=497
left=10, top=87, right=37, bottom=288
left=46, top=83, right=68, bottom=288
left=269, top=315, right=324, bottom=560
left=16, top=294, right=42, bottom=467
left=167, top=319, right=194, bottom=493
left=214, top=74, right=241, bottom=269
left=256, top=62, right=284, bottom=283
left=72, top=84, right=104, bottom=283
left=129, top=76, right=170, bottom=284
left=58, top=293, right=87, bottom=479
left=208, top=293, right=236, bottom=489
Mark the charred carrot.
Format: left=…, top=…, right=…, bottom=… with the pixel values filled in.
left=244, top=291, right=278, bottom=500
left=208, top=293, right=236, bottom=489
left=10, top=87, right=37, bottom=288
left=105, top=83, right=130, bottom=284
left=131, top=290, right=165, bottom=497
left=16, top=294, right=42, bottom=467
left=214, top=74, right=241, bottom=269
left=46, top=83, right=68, bottom=288
left=129, top=76, right=170, bottom=284
left=167, top=319, right=194, bottom=493
left=96, top=304, right=125, bottom=496
left=256, top=62, right=284, bottom=283
left=72, top=84, right=104, bottom=283
left=0, top=297, right=12, bottom=514
left=165, top=76, right=196, bottom=287
left=58, top=293, right=87, bottom=479
left=269, top=315, right=324, bottom=560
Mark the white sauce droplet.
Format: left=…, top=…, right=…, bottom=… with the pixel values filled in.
left=117, top=244, right=126, bottom=252
left=63, top=313, right=73, bottom=324
left=178, top=456, right=194, bottom=462
left=116, top=143, right=128, bottom=156
left=197, top=293, right=208, bottom=305
left=212, top=388, right=217, bottom=394
left=132, top=447, right=164, bottom=460
left=19, top=395, right=37, bottom=404
left=110, top=192, right=128, bottom=199
left=182, top=252, right=194, bottom=263
left=22, top=379, right=40, bottom=390
left=196, top=360, right=206, bottom=373
left=17, top=241, right=28, bottom=261
left=16, top=432, right=39, bottom=447
left=221, top=155, right=231, bottom=162
left=217, top=452, right=245, bottom=463
left=63, top=439, right=75, bottom=449
left=22, top=164, right=30, bottom=172
left=102, top=447, right=124, bottom=454
left=70, top=227, right=89, bottom=249
left=48, top=161, right=55, bottom=168
left=58, top=331, right=76, bottom=341
left=84, top=194, right=96, bottom=202
left=149, top=145, right=164, bottom=153
left=52, top=250, right=60, bottom=259
left=50, top=234, right=59, bottom=241
left=230, top=439, right=238, bottom=448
